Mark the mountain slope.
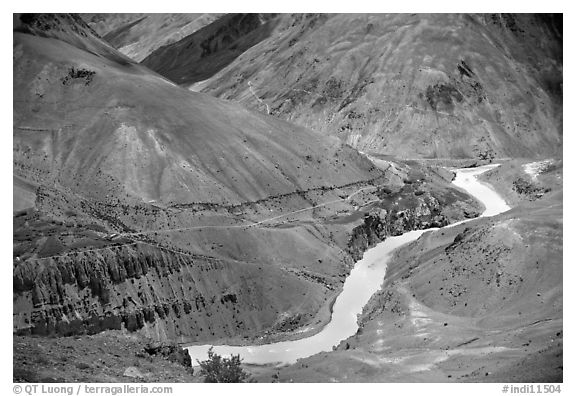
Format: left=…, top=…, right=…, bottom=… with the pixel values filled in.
left=141, top=13, right=279, bottom=85
left=12, top=13, right=382, bottom=342
left=14, top=14, right=381, bottom=207
left=11, top=14, right=490, bottom=354
left=155, top=13, right=562, bottom=159
left=81, top=13, right=224, bottom=62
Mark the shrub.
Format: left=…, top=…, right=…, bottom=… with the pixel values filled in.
left=197, top=347, right=251, bottom=383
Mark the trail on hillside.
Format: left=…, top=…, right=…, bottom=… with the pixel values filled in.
left=20, top=182, right=380, bottom=263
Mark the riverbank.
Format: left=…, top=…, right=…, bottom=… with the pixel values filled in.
left=185, top=164, right=508, bottom=366
left=268, top=161, right=562, bottom=383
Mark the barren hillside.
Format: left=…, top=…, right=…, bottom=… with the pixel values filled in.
left=13, top=13, right=479, bottom=346
left=144, top=14, right=562, bottom=159
left=12, top=13, right=562, bottom=384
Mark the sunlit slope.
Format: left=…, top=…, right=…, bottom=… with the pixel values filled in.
left=14, top=20, right=380, bottom=207
left=180, top=13, right=562, bottom=159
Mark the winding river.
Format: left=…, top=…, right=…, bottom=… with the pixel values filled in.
left=185, top=164, right=510, bottom=366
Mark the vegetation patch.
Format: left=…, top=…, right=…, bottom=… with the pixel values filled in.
left=512, top=178, right=551, bottom=200
left=423, top=83, right=463, bottom=111
left=197, top=347, right=251, bottom=383
left=323, top=77, right=345, bottom=100
left=62, top=67, right=96, bottom=86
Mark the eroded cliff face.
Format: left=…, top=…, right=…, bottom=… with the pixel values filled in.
left=13, top=242, right=329, bottom=342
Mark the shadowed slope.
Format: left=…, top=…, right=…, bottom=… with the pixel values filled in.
left=141, top=13, right=279, bottom=85
left=82, top=13, right=225, bottom=62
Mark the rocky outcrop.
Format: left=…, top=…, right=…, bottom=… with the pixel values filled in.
left=347, top=193, right=448, bottom=261
left=13, top=242, right=326, bottom=342
left=142, top=340, right=192, bottom=368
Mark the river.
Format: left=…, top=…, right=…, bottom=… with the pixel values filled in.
left=185, top=164, right=510, bottom=366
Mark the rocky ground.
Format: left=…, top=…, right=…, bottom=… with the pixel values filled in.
left=14, top=331, right=197, bottom=383
left=479, top=158, right=563, bottom=206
